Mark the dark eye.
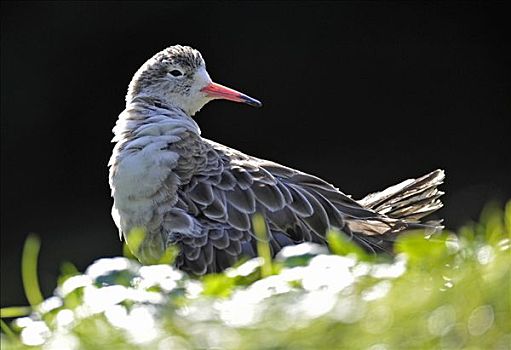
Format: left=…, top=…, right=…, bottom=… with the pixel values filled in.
left=169, top=69, right=183, bottom=77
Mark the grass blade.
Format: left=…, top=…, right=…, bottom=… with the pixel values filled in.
left=21, top=234, right=44, bottom=307
left=123, top=227, right=146, bottom=260
left=0, top=306, right=31, bottom=318
left=0, top=319, right=17, bottom=340
left=252, top=213, right=272, bottom=277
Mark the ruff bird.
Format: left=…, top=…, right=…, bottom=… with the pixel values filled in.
left=109, top=45, right=444, bottom=274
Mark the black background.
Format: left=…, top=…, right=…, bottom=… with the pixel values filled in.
left=1, top=2, right=510, bottom=307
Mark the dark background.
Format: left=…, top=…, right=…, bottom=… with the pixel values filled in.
left=1, top=2, right=509, bottom=307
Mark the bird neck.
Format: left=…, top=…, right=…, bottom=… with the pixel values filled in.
left=117, top=95, right=201, bottom=137
left=110, top=96, right=202, bottom=166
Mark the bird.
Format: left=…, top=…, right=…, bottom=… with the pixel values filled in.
left=109, top=45, right=444, bottom=275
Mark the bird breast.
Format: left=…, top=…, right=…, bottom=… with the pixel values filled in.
left=109, top=103, right=200, bottom=237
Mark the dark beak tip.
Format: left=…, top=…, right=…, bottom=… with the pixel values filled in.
left=252, top=100, right=263, bottom=108
left=242, top=95, right=263, bottom=108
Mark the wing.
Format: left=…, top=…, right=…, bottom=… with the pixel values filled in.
left=172, top=138, right=393, bottom=275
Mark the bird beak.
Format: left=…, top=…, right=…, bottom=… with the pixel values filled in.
left=201, top=82, right=262, bottom=107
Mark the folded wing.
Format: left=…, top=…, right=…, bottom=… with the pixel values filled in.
left=173, top=139, right=407, bottom=274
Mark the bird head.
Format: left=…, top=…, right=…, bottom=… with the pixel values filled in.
left=126, top=45, right=262, bottom=116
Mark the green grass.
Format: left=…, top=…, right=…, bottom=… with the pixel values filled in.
left=21, top=235, right=44, bottom=308
left=1, top=202, right=510, bottom=349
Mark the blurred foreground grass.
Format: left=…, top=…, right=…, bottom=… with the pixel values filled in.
left=1, top=202, right=510, bottom=349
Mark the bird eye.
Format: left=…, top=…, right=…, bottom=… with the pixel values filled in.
left=169, top=69, right=183, bottom=77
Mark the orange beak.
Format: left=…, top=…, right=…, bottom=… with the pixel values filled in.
left=201, top=82, right=262, bottom=107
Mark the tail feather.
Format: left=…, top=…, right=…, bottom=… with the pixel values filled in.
left=358, top=169, right=445, bottom=222
left=344, top=170, right=445, bottom=253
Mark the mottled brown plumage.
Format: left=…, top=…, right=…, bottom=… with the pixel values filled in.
left=109, top=45, right=444, bottom=275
